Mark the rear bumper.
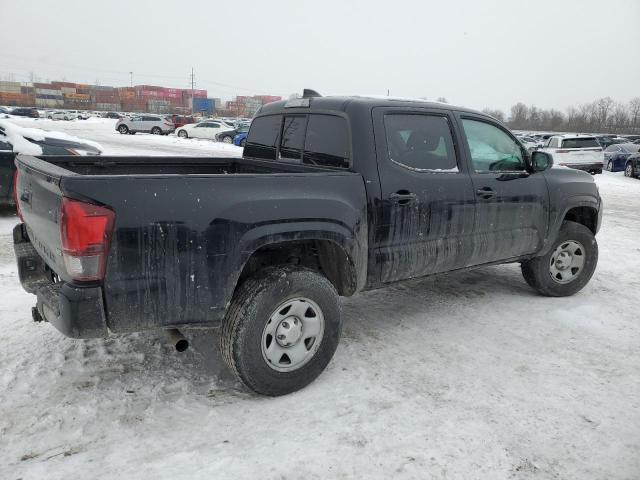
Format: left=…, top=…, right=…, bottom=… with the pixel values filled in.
left=560, top=162, right=603, bottom=173
left=13, top=223, right=108, bottom=339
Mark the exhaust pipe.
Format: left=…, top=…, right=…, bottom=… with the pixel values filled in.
left=164, top=328, right=189, bottom=352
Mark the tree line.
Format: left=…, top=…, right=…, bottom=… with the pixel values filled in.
left=481, top=97, right=640, bottom=134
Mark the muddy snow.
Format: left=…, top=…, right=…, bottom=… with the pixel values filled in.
left=0, top=119, right=639, bottom=479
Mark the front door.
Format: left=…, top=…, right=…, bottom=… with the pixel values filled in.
left=456, top=114, right=549, bottom=264
left=373, top=108, right=476, bottom=283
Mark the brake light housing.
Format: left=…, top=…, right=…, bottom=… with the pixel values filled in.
left=60, top=198, right=115, bottom=282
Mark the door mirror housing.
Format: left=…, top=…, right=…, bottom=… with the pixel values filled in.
left=531, top=151, right=553, bottom=172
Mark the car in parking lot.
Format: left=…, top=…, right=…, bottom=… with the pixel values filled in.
left=541, top=134, right=603, bottom=174
left=11, top=107, right=39, bottom=118
left=104, top=111, right=122, bottom=119
left=0, top=119, right=102, bottom=207
left=624, top=152, right=640, bottom=178
left=48, top=111, right=74, bottom=121
left=604, top=143, right=640, bottom=172
left=168, top=114, right=197, bottom=129
left=234, top=130, right=248, bottom=147
left=176, top=120, right=234, bottom=140
left=116, top=115, right=175, bottom=135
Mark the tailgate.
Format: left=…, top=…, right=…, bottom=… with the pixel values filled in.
left=15, top=155, right=69, bottom=280
left=555, top=149, right=602, bottom=165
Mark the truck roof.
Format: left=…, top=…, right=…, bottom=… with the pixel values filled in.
left=258, top=95, right=486, bottom=118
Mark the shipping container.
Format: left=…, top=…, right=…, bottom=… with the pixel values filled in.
left=52, top=81, right=77, bottom=88
left=35, top=98, right=64, bottom=108
left=64, top=93, right=90, bottom=100
left=35, top=88, right=63, bottom=97
left=96, top=102, right=121, bottom=111
left=61, top=87, right=76, bottom=94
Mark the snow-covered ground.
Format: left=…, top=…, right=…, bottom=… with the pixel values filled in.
left=0, top=122, right=639, bottom=479
left=4, top=116, right=243, bottom=157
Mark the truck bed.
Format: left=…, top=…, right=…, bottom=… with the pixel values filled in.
left=15, top=154, right=368, bottom=336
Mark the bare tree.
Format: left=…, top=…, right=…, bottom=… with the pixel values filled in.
left=481, top=108, right=505, bottom=122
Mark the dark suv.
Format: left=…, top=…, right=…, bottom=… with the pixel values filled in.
left=11, top=107, right=39, bottom=118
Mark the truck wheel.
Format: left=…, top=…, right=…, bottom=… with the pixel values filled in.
left=118, top=125, right=129, bottom=134
left=151, top=127, right=162, bottom=135
left=220, top=266, right=341, bottom=396
left=521, top=221, right=598, bottom=297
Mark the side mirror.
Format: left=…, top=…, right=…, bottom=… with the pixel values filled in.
left=531, top=151, right=553, bottom=172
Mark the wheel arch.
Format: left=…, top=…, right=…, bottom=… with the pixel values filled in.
left=229, top=224, right=366, bottom=304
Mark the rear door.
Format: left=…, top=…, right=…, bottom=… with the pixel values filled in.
left=372, top=107, right=476, bottom=283
left=456, top=114, right=549, bottom=264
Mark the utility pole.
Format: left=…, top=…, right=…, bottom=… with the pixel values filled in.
left=129, top=71, right=133, bottom=88
left=190, top=67, right=195, bottom=115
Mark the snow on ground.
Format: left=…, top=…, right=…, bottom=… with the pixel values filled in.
left=4, top=117, right=243, bottom=157
left=0, top=156, right=639, bottom=478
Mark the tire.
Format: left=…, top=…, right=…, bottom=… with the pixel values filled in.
left=220, top=266, right=341, bottom=396
left=606, top=160, right=613, bottom=171
left=64, top=116, right=69, bottom=121
left=151, top=127, right=162, bottom=135
left=118, top=125, right=129, bottom=134
left=240, top=138, right=246, bottom=147
left=178, top=130, right=188, bottom=138
left=47, top=116, right=52, bottom=119
left=222, top=135, right=233, bottom=144
left=521, top=221, right=598, bottom=297
left=625, top=163, right=633, bottom=178
left=128, top=131, right=136, bottom=135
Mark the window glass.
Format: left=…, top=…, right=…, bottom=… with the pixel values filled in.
left=561, top=138, right=600, bottom=149
left=279, top=115, right=307, bottom=161
left=605, top=145, right=617, bottom=152
left=383, top=114, right=458, bottom=171
left=244, top=114, right=282, bottom=160
left=462, top=119, right=525, bottom=172
left=303, top=115, right=349, bottom=168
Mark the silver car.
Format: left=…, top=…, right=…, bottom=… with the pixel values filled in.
left=115, top=115, right=175, bottom=135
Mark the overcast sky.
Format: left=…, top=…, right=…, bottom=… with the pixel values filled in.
left=1, top=0, right=639, bottom=113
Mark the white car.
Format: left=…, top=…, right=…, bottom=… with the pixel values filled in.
left=176, top=120, right=234, bottom=140
left=541, top=134, right=603, bottom=174
left=48, top=111, right=75, bottom=121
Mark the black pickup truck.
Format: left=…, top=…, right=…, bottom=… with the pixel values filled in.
left=13, top=94, right=602, bottom=395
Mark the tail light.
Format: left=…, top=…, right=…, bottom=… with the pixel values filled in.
left=13, top=169, right=23, bottom=221
left=60, top=198, right=115, bottom=282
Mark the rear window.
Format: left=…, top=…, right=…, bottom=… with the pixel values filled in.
left=279, top=116, right=307, bottom=161
left=561, top=138, right=600, bottom=149
left=244, top=114, right=282, bottom=160
left=303, top=115, right=349, bottom=168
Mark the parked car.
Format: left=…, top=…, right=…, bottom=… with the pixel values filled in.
left=168, top=115, right=197, bottom=129
left=104, top=111, right=122, bottom=119
left=0, top=106, right=10, bottom=116
left=116, top=115, right=175, bottom=135
left=233, top=131, right=248, bottom=147
left=11, top=107, right=39, bottom=118
left=175, top=120, right=233, bottom=139
left=624, top=152, right=640, bottom=178
left=216, top=128, right=242, bottom=143
left=595, top=135, right=628, bottom=150
left=604, top=143, right=640, bottom=172
left=48, top=111, right=74, bottom=121
left=12, top=94, right=602, bottom=396
left=541, top=134, right=603, bottom=174
left=0, top=119, right=101, bottom=207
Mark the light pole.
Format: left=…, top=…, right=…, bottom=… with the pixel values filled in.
left=129, top=72, right=133, bottom=88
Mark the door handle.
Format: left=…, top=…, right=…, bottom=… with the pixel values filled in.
left=389, top=191, right=418, bottom=205
left=476, top=187, right=496, bottom=199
